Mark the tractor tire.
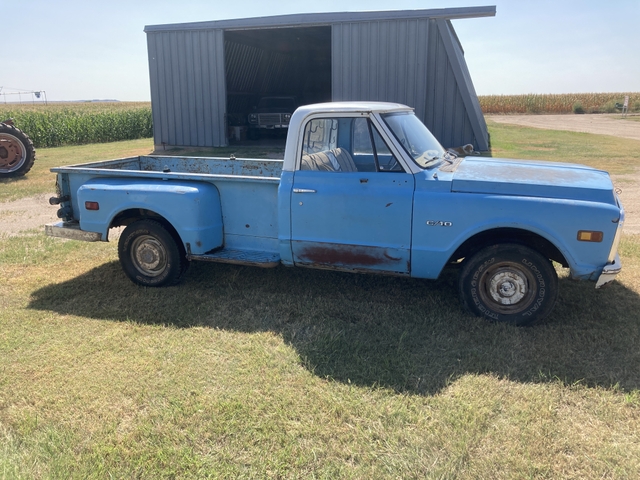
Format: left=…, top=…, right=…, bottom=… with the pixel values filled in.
left=0, top=123, right=36, bottom=178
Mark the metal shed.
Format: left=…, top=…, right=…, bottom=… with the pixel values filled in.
left=144, top=6, right=495, bottom=151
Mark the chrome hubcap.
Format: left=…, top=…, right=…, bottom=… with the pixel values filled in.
left=489, top=270, right=528, bottom=305
left=479, top=262, right=536, bottom=314
left=131, top=235, right=167, bottom=277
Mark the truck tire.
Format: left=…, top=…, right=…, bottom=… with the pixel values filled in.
left=118, top=219, right=187, bottom=287
left=0, top=123, right=36, bottom=177
left=458, top=243, right=558, bottom=326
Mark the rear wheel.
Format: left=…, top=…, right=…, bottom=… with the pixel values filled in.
left=118, top=220, right=187, bottom=287
left=0, top=123, right=36, bottom=177
left=458, top=244, right=558, bottom=326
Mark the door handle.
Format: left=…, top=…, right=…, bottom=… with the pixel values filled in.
left=293, top=188, right=316, bottom=193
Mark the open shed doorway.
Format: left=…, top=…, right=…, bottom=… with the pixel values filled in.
left=224, top=26, right=332, bottom=145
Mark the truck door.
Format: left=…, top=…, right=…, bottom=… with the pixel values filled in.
left=290, top=116, right=414, bottom=275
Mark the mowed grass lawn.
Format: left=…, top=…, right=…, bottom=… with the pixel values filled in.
left=1, top=126, right=640, bottom=478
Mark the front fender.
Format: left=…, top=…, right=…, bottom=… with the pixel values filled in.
left=411, top=192, right=620, bottom=280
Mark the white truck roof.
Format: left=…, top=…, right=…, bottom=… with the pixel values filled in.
left=283, top=101, right=414, bottom=172
left=293, top=101, right=413, bottom=116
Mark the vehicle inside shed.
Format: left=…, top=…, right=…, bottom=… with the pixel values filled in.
left=224, top=26, right=332, bottom=143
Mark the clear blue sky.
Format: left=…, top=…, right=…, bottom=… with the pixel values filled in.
left=3, top=0, right=638, bottom=101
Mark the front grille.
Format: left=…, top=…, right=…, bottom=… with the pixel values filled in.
left=258, top=114, right=282, bottom=125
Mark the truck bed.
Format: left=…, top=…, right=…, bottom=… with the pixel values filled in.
left=52, top=155, right=284, bottom=183
left=52, top=155, right=285, bottom=255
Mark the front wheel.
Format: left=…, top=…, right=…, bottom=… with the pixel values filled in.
left=118, top=220, right=187, bottom=287
left=458, top=244, right=558, bottom=326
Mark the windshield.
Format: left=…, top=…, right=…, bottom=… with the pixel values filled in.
left=381, top=112, right=446, bottom=169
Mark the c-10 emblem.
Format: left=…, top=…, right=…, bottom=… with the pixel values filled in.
left=426, top=220, right=453, bottom=227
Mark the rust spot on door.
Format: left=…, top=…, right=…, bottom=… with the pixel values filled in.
left=299, top=244, right=397, bottom=267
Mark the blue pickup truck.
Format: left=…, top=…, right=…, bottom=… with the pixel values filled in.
left=46, top=102, right=624, bottom=325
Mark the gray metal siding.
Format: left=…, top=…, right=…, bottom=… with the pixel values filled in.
left=332, top=19, right=430, bottom=121
left=424, top=19, right=460, bottom=148
left=146, top=7, right=494, bottom=150
left=147, top=29, right=227, bottom=148
left=436, top=19, right=488, bottom=150
left=145, top=7, right=496, bottom=32
left=421, top=19, right=489, bottom=150
left=332, top=18, right=487, bottom=150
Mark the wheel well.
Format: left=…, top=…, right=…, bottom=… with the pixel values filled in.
left=449, top=228, right=568, bottom=267
left=109, top=209, right=184, bottom=251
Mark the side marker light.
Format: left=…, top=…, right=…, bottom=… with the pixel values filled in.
left=577, top=230, right=603, bottom=242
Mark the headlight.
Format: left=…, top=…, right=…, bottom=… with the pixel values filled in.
left=248, top=113, right=258, bottom=124
left=283, top=114, right=291, bottom=122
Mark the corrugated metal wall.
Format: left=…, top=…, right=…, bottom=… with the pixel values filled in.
left=225, top=41, right=302, bottom=96
left=224, top=38, right=310, bottom=119
left=146, top=11, right=489, bottom=150
left=332, top=18, right=488, bottom=150
left=424, top=19, right=488, bottom=150
left=147, top=29, right=226, bottom=148
left=332, top=19, right=430, bottom=121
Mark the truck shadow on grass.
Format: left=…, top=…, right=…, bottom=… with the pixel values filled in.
left=28, top=260, right=640, bottom=396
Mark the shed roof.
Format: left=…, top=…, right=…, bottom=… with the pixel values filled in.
left=144, top=6, right=496, bottom=33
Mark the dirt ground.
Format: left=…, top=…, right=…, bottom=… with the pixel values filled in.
left=487, top=113, right=640, bottom=142
left=0, top=193, right=59, bottom=237
left=1, top=114, right=638, bottom=237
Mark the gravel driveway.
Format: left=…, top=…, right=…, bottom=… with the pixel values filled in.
left=487, top=114, right=640, bottom=142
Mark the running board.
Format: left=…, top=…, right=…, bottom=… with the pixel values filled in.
left=188, top=248, right=280, bottom=268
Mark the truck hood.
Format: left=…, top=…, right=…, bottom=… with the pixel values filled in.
left=451, top=157, right=617, bottom=205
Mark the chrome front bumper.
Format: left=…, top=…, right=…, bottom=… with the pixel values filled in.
left=45, top=221, right=102, bottom=242
left=595, top=253, right=622, bottom=288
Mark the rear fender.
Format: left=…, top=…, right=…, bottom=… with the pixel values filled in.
left=77, top=178, right=223, bottom=254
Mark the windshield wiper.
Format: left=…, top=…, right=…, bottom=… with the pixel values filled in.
left=442, top=151, right=456, bottom=164
left=419, top=150, right=445, bottom=168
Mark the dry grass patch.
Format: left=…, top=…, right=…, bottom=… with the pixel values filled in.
left=485, top=121, right=640, bottom=174
left=1, top=232, right=640, bottom=478
left=2, top=124, right=640, bottom=478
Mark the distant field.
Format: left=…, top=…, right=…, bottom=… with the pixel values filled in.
left=479, top=92, right=640, bottom=114
left=0, top=102, right=152, bottom=148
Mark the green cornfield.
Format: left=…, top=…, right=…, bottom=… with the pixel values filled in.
left=2, top=95, right=637, bottom=149
left=0, top=102, right=152, bottom=148
left=479, top=92, right=640, bottom=115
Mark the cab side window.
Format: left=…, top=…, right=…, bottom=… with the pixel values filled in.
left=300, top=117, right=403, bottom=173
left=352, top=118, right=403, bottom=172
